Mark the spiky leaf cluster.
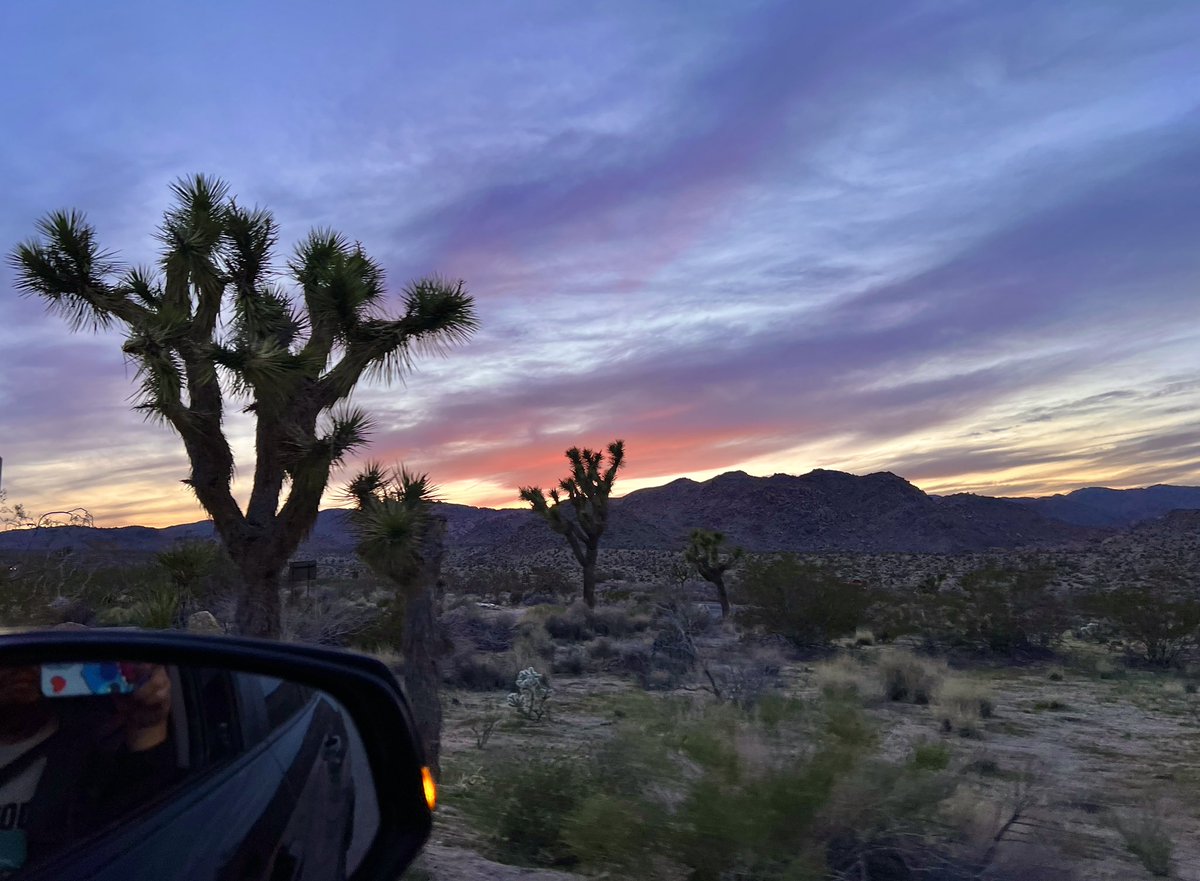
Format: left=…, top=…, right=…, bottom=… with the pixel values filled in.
left=683, top=529, right=744, bottom=585
left=346, top=463, right=438, bottom=586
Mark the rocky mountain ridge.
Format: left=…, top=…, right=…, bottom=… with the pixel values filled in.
left=4, top=469, right=1196, bottom=559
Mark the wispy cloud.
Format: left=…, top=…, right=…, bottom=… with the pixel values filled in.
left=2, top=0, right=1199, bottom=526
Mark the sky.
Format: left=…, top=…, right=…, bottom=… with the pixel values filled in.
left=2, top=0, right=1199, bottom=528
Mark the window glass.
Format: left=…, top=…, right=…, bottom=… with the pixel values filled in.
left=251, top=676, right=315, bottom=732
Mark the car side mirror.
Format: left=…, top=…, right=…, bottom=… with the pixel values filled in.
left=0, top=630, right=433, bottom=881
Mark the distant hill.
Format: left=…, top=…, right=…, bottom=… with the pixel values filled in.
left=1006, top=484, right=1200, bottom=527
left=612, top=469, right=1093, bottom=553
left=8, top=469, right=1192, bottom=559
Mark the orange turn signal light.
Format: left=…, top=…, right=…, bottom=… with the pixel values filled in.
left=421, top=766, right=437, bottom=811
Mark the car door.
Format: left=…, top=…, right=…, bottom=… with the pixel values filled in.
left=225, top=676, right=355, bottom=881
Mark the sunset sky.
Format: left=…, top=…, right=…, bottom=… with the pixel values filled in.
left=2, top=1, right=1200, bottom=528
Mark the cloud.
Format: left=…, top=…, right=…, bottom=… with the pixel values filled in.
left=3, top=0, right=1200, bottom=525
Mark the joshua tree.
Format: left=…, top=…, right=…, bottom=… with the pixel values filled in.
left=345, top=464, right=445, bottom=775
left=519, top=440, right=624, bottom=608
left=11, top=175, right=476, bottom=638
left=683, top=528, right=744, bottom=619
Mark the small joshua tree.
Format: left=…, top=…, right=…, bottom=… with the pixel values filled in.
left=519, top=440, right=624, bottom=608
left=346, top=464, right=446, bottom=774
left=683, top=529, right=744, bottom=619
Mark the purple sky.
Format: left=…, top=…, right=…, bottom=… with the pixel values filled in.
left=2, top=1, right=1200, bottom=527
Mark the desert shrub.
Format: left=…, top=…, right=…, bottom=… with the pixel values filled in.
left=523, top=565, right=574, bottom=599
left=98, top=583, right=181, bottom=630
left=813, top=654, right=876, bottom=701
left=821, top=754, right=960, bottom=879
left=909, top=740, right=951, bottom=771
left=552, top=645, right=587, bottom=676
left=511, top=619, right=556, bottom=664
left=707, top=652, right=781, bottom=710
left=590, top=604, right=638, bottom=637
left=1085, top=586, right=1200, bottom=667
left=460, top=695, right=968, bottom=879
left=875, top=564, right=1070, bottom=657
left=1067, top=651, right=1126, bottom=680
left=468, top=712, right=501, bottom=750
left=935, top=678, right=995, bottom=736
left=586, top=636, right=616, bottom=659
left=543, top=600, right=595, bottom=641
left=1115, top=809, right=1173, bottom=876
left=155, top=540, right=220, bottom=607
left=878, top=650, right=944, bottom=704
left=614, top=639, right=653, bottom=679
left=443, top=651, right=518, bottom=691
left=467, top=754, right=592, bottom=865
left=441, top=604, right=517, bottom=653
left=736, top=554, right=867, bottom=647
left=283, top=591, right=380, bottom=646
left=647, top=631, right=696, bottom=689
left=955, top=565, right=1068, bottom=654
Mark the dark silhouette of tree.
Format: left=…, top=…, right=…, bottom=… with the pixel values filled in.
left=345, top=464, right=445, bottom=775
left=683, top=528, right=744, bottom=619
left=519, top=440, right=624, bottom=608
left=11, top=175, right=476, bottom=637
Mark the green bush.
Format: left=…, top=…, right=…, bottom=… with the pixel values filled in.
left=872, top=564, right=1070, bottom=657
left=459, top=695, right=962, bottom=880
left=467, top=755, right=592, bottom=865
left=1115, top=809, right=1173, bottom=876
left=1086, top=586, right=1200, bottom=667
left=736, top=555, right=866, bottom=647
left=909, top=741, right=951, bottom=771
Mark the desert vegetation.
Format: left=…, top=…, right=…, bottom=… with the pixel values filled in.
left=3, top=536, right=1199, bottom=880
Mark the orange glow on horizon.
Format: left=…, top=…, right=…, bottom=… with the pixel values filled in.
left=19, top=458, right=1194, bottom=530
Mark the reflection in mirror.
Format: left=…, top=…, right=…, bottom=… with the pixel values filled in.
left=0, top=661, right=378, bottom=880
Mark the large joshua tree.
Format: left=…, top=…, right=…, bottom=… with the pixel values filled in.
left=519, top=440, right=624, bottom=609
left=10, top=175, right=477, bottom=638
left=345, top=464, right=445, bottom=774
left=683, top=528, right=744, bottom=619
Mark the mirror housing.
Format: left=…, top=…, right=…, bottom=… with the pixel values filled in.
left=0, top=629, right=432, bottom=881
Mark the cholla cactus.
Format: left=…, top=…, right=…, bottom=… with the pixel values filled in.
left=506, top=667, right=551, bottom=720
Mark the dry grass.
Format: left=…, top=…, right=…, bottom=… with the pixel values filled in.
left=812, top=654, right=880, bottom=701
left=935, top=677, right=996, bottom=737
left=877, top=648, right=945, bottom=705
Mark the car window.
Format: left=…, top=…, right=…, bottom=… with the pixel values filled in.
left=251, top=676, right=315, bottom=733
left=188, top=667, right=242, bottom=765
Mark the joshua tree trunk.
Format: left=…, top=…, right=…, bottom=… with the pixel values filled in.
left=582, top=545, right=599, bottom=609
left=401, top=516, right=446, bottom=777
left=234, top=563, right=284, bottom=638
left=714, top=573, right=730, bottom=620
